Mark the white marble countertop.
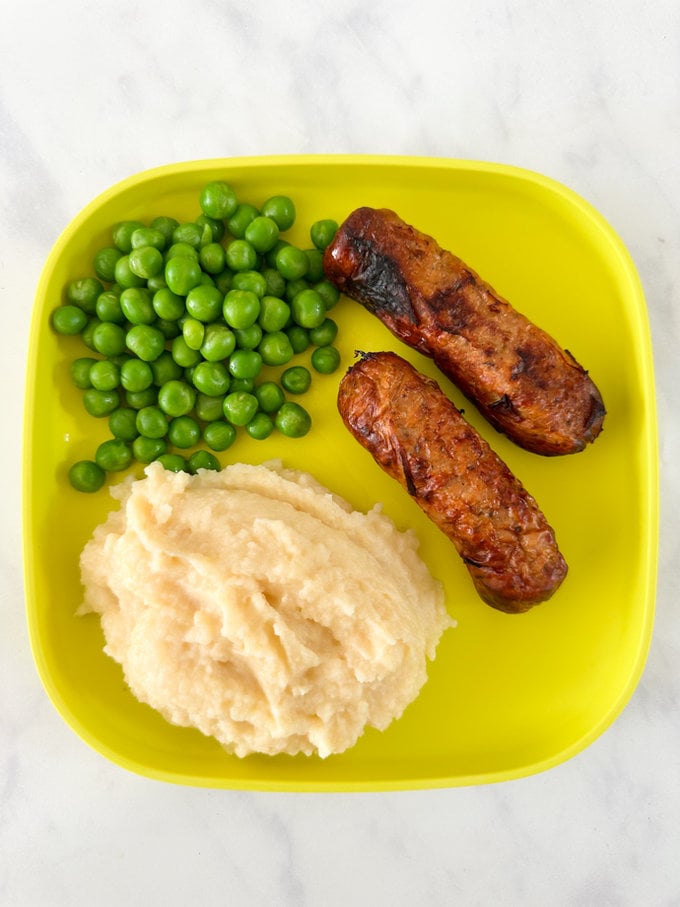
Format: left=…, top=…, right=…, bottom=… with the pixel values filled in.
left=2, top=1, right=679, bottom=904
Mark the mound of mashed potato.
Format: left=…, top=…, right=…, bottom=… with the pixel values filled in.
left=79, top=460, right=453, bottom=758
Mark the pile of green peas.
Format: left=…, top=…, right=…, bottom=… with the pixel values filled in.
left=51, top=180, right=342, bottom=492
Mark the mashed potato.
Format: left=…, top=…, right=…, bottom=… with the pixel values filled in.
left=79, top=461, right=453, bottom=758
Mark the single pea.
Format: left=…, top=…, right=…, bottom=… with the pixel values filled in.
left=225, top=239, right=258, bottom=272
left=83, top=387, right=120, bottom=417
left=171, top=335, right=202, bottom=368
left=275, top=401, right=311, bottom=438
left=261, top=195, right=296, bottom=231
left=112, top=220, right=146, bottom=253
left=196, top=213, right=225, bottom=243
left=255, top=381, right=285, bottom=414
left=172, top=222, right=204, bottom=249
left=304, top=248, right=325, bottom=282
left=228, top=349, right=262, bottom=380
left=131, top=226, right=166, bottom=251
left=132, top=435, right=167, bottom=463
left=93, top=247, right=123, bottom=282
left=165, top=256, right=203, bottom=295
left=195, top=392, right=226, bottom=422
left=157, top=379, right=196, bottom=417
left=109, top=407, right=139, bottom=442
left=136, top=405, right=169, bottom=439
left=200, top=181, right=238, bottom=220
left=246, top=411, right=274, bottom=440
left=199, top=242, right=226, bottom=275
left=310, top=218, right=338, bottom=250
left=285, top=324, right=310, bottom=354
left=168, top=415, right=202, bottom=449
left=291, top=288, right=326, bottom=328
left=120, top=358, right=154, bottom=392
left=146, top=273, right=168, bottom=293
left=309, top=317, right=338, bottom=347
left=119, top=287, right=155, bottom=324
left=89, top=359, right=120, bottom=391
left=258, top=295, right=290, bottom=333
left=150, top=216, right=180, bottom=245
left=165, top=241, right=199, bottom=261
left=228, top=377, right=255, bottom=393
left=188, top=450, right=221, bottom=473
left=185, top=284, right=223, bottom=322
left=231, top=270, right=267, bottom=298
left=128, top=245, right=163, bottom=279
left=203, top=419, right=236, bottom=451
left=95, top=290, right=125, bottom=324
left=152, top=287, right=185, bottom=321
left=92, top=322, right=127, bottom=356
left=191, top=361, right=231, bottom=397
left=223, top=289, right=260, bottom=330
left=226, top=202, right=259, bottom=238
left=95, top=439, right=132, bottom=472
left=70, top=357, right=97, bottom=389
left=157, top=453, right=188, bottom=472
left=314, top=279, right=340, bottom=310
left=114, top=255, right=147, bottom=289
left=245, top=215, right=280, bottom=253
left=311, top=345, right=341, bottom=374
left=125, top=324, right=166, bottom=361
left=68, top=460, right=106, bottom=493
left=275, top=245, right=308, bottom=281
left=261, top=266, right=286, bottom=298
left=200, top=323, right=236, bottom=362
left=52, top=305, right=88, bottom=335
left=233, top=324, right=262, bottom=350
left=281, top=365, right=311, bottom=395
left=182, top=317, right=205, bottom=351
left=125, top=387, right=158, bottom=409
left=258, top=331, right=294, bottom=367
left=151, top=350, right=184, bottom=385
left=66, top=277, right=105, bottom=313
left=223, top=391, right=259, bottom=426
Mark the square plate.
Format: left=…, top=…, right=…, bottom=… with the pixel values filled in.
left=23, top=156, right=658, bottom=790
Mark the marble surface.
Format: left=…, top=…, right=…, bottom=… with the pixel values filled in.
left=2, top=1, right=679, bottom=904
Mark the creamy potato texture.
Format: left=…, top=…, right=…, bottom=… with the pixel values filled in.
left=79, top=461, right=453, bottom=758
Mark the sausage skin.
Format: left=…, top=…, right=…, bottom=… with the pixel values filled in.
left=324, top=207, right=605, bottom=456
left=337, top=351, right=568, bottom=612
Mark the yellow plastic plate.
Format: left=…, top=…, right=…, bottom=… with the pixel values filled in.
left=23, top=156, right=658, bottom=790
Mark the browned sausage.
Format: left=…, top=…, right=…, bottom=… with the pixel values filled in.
left=324, top=207, right=605, bottom=456
left=337, top=351, right=568, bottom=612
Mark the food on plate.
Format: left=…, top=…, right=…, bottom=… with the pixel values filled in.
left=79, top=460, right=452, bottom=758
left=50, top=181, right=342, bottom=490
left=324, top=206, right=605, bottom=456
left=337, top=351, right=568, bottom=612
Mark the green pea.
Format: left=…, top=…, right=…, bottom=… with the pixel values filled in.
left=231, top=270, right=267, bottom=298
left=310, top=219, right=338, bottom=250
left=157, top=453, right=188, bottom=473
left=68, top=460, right=106, bottom=493
left=261, top=195, right=296, bottom=231
left=314, top=279, right=340, bottom=310
left=119, top=287, right=155, bottom=324
left=228, top=377, right=255, bottom=393
left=66, top=277, right=105, bottom=314
left=83, top=387, right=120, bottom=419
left=80, top=317, right=102, bottom=351
left=188, top=450, right=221, bottom=473
left=93, top=247, right=123, bottom=282
left=52, top=305, right=88, bottom=335
left=223, top=289, right=260, bottom=330
left=258, top=295, right=290, bottom=333
left=227, top=202, right=259, bottom=238
left=168, top=415, right=201, bottom=448
left=95, top=290, right=125, bottom=324
left=225, top=239, right=258, bottom=272
left=185, top=284, right=223, bottom=322
left=200, top=324, right=236, bottom=362
left=150, top=216, right=180, bottom=245
left=136, top=405, right=169, bottom=439
left=172, top=222, right=204, bottom=249
left=128, top=245, right=163, bottom=279
left=191, top=361, right=230, bottom=397
left=195, top=393, right=226, bottom=422
left=309, top=317, right=338, bottom=347
left=131, top=227, right=167, bottom=251
left=284, top=277, right=310, bottom=303
left=245, top=215, right=280, bottom=253
left=203, top=420, right=236, bottom=451
left=120, top=358, right=154, bottom=392
left=233, top=324, right=262, bottom=350
left=275, top=245, right=308, bottom=281
left=304, top=248, right=325, bottom=282
left=114, top=255, right=147, bottom=289
left=112, top=220, right=146, bottom=253
left=152, top=288, right=185, bottom=321
left=258, top=331, right=294, bottom=367
left=92, top=322, right=127, bottom=356
left=70, top=357, right=97, bottom=389
left=182, top=317, right=205, bottom=351
left=196, top=213, right=225, bottom=243
left=261, top=266, right=286, bottom=298
left=132, top=435, right=167, bottom=463
left=214, top=269, right=234, bottom=294
left=285, top=325, right=310, bottom=354
left=155, top=317, right=181, bottom=340
left=311, top=345, right=341, bottom=374
left=223, top=391, right=259, bottom=426
left=165, top=241, right=199, bottom=261
left=291, top=288, right=325, bottom=328
left=108, top=407, right=139, bottom=442
left=171, top=335, right=202, bottom=368
left=125, top=387, right=158, bottom=409
left=281, top=365, right=311, bottom=395
left=125, top=325, right=166, bottom=361
left=165, top=256, right=203, bottom=295
left=200, top=181, right=238, bottom=220
left=246, top=412, right=274, bottom=440
left=275, top=402, right=311, bottom=438
left=95, top=438, right=132, bottom=472
left=157, top=379, right=196, bottom=417
left=255, top=381, right=285, bottom=414
left=151, top=350, right=184, bottom=386
left=228, top=349, right=262, bottom=380
left=89, top=359, right=120, bottom=391
left=199, top=242, right=226, bottom=275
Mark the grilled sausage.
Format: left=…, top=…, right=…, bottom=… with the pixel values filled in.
left=337, top=351, right=568, bottom=612
left=324, top=207, right=605, bottom=456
